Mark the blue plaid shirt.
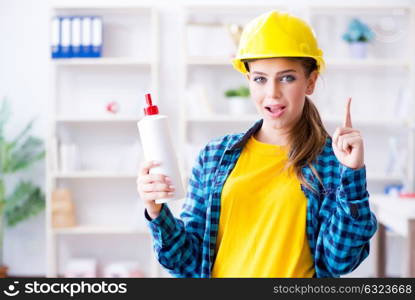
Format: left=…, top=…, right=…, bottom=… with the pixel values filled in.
left=145, top=119, right=377, bottom=278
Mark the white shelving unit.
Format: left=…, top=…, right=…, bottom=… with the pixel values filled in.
left=178, top=4, right=415, bottom=194
left=55, top=116, right=140, bottom=123
left=54, top=226, right=149, bottom=235
left=46, top=3, right=160, bottom=278
left=52, top=172, right=137, bottom=179
left=53, top=57, right=153, bottom=66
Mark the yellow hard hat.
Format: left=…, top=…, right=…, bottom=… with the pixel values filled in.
left=232, top=10, right=325, bottom=74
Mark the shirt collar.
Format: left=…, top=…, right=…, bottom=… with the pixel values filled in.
left=228, top=119, right=264, bottom=151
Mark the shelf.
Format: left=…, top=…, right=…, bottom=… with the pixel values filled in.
left=321, top=115, right=407, bottom=127
left=309, top=4, right=411, bottom=11
left=55, top=116, right=141, bottom=123
left=187, top=114, right=258, bottom=122
left=325, top=58, right=411, bottom=69
left=52, top=57, right=154, bottom=67
left=53, top=226, right=149, bottom=235
left=52, top=172, right=136, bottom=179
left=52, top=3, right=153, bottom=14
left=185, top=57, right=411, bottom=69
left=367, top=173, right=403, bottom=182
left=186, top=57, right=232, bottom=66
left=185, top=4, right=286, bottom=12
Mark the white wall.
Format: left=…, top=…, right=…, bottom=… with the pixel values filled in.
left=0, top=0, right=50, bottom=276
left=0, top=0, right=412, bottom=277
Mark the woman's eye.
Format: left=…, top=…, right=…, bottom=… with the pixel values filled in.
left=281, top=75, right=295, bottom=82
left=253, top=76, right=266, bottom=84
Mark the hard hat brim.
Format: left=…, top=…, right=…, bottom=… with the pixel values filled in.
left=232, top=55, right=325, bottom=74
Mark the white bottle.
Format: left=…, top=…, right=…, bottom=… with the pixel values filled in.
left=137, top=93, right=185, bottom=204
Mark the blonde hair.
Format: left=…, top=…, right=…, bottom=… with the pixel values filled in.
left=245, top=57, right=329, bottom=192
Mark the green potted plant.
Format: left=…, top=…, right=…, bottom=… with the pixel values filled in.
left=342, top=18, right=375, bottom=59
left=224, top=86, right=252, bottom=115
left=0, top=98, right=46, bottom=277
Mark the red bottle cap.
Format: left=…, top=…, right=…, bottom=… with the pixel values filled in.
left=143, top=93, right=159, bottom=116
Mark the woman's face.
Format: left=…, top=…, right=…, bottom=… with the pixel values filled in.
left=247, top=57, right=318, bottom=132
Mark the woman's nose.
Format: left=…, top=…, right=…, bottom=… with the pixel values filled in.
left=267, top=81, right=282, bottom=99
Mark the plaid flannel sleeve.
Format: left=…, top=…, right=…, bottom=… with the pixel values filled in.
left=145, top=148, right=207, bottom=278
left=320, top=164, right=378, bottom=276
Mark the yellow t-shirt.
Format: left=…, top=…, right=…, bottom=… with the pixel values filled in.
left=211, top=135, right=315, bottom=277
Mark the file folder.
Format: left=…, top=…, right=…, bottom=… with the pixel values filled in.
left=51, top=16, right=61, bottom=58
left=61, top=16, right=72, bottom=58
left=71, top=17, right=81, bottom=57
left=81, top=16, right=92, bottom=57
left=91, top=16, right=103, bottom=57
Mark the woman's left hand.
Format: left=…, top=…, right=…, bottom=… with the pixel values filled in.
left=332, top=97, right=365, bottom=170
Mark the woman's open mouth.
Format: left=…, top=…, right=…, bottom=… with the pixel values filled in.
left=265, top=104, right=286, bottom=118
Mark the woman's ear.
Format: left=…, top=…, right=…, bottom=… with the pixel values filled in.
left=306, top=70, right=318, bottom=95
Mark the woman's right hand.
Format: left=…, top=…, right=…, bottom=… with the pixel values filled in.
left=136, top=160, right=175, bottom=220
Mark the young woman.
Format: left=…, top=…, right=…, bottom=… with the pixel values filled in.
left=136, top=10, right=377, bottom=278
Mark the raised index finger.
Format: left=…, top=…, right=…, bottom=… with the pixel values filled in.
left=343, top=97, right=353, bottom=128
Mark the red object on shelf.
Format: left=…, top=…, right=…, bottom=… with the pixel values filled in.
left=143, top=93, right=159, bottom=116
left=106, top=101, right=119, bottom=114
left=399, top=193, right=415, bottom=199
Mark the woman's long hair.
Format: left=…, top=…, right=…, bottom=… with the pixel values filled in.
left=245, top=57, right=329, bottom=192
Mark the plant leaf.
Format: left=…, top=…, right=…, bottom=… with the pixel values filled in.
left=5, top=180, right=45, bottom=227
left=4, top=136, right=45, bottom=173
left=9, top=118, right=35, bottom=150
left=0, top=98, right=11, bottom=140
